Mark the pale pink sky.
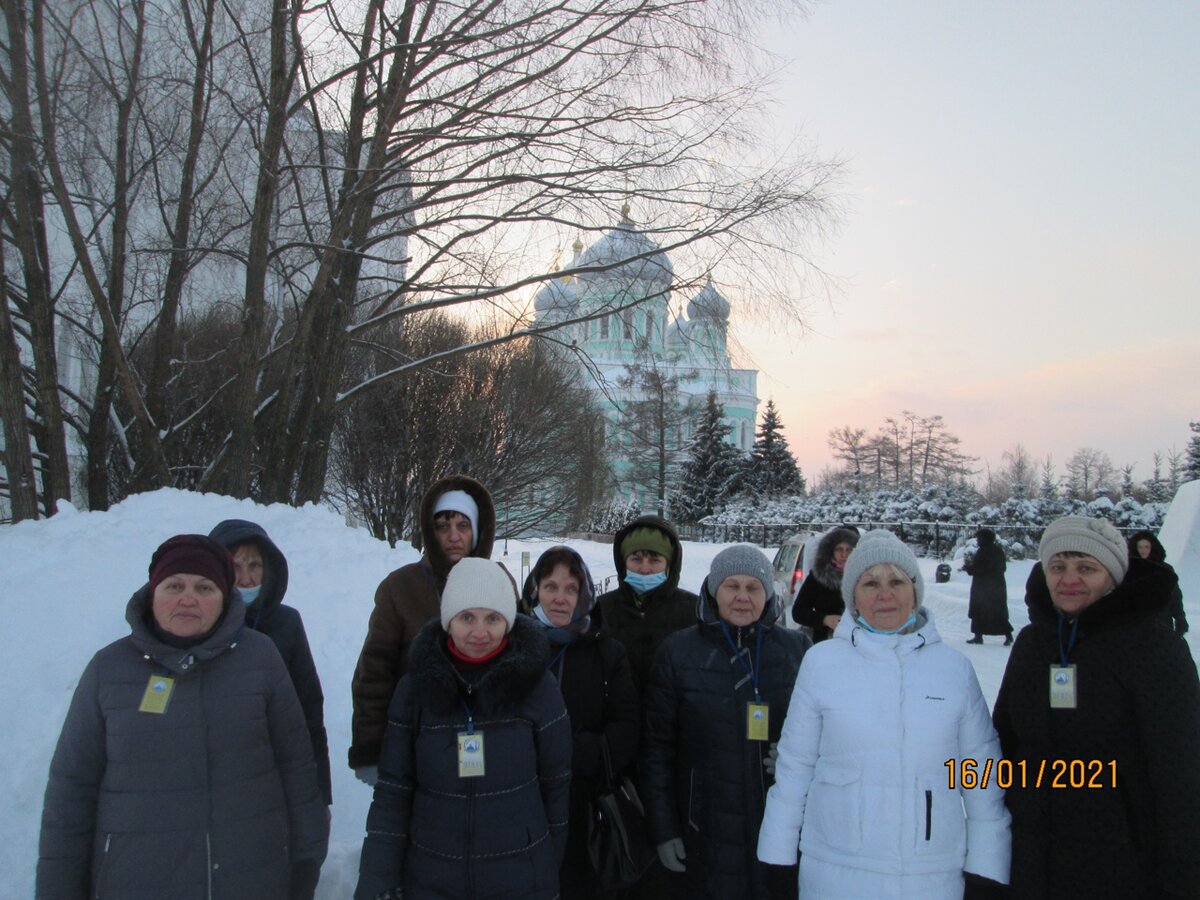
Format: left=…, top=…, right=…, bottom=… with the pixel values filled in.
left=730, top=1, right=1200, bottom=484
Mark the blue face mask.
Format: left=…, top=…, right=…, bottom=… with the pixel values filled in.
left=239, top=584, right=262, bottom=605
left=625, top=571, right=668, bottom=595
left=855, top=611, right=917, bottom=635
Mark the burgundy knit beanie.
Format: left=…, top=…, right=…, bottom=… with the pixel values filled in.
left=149, top=534, right=236, bottom=597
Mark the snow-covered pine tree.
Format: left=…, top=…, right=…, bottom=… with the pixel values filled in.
left=745, top=399, right=805, bottom=497
left=1186, top=421, right=1200, bottom=481
left=674, top=391, right=746, bottom=524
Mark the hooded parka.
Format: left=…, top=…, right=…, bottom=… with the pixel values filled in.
left=791, top=526, right=859, bottom=641
left=350, top=475, right=496, bottom=769
left=209, top=519, right=332, bottom=804
left=992, top=558, right=1200, bottom=899
left=595, top=516, right=697, bottom=695
left=1128, top=529, right=1188, bottom=634
left=37, top=587, right=329, bottom=899
left=641, top=577, right=810, bottom=899
left=757, top=610, right=1011, bottom=900
left=355, top=616, right=573, bottom=900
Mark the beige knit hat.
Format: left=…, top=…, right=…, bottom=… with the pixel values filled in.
left=440, top=558, right=518, bottom=632
left=1038, top=516, right=1128, bottom=585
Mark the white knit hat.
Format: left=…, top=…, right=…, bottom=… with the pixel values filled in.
left=1039, top=516, right=1128, bottom=585
left=440, top=558, right=518, bottom=632
left=840, top=530, right=924, bottom=612
left=433, top=489, right=479, bottom=551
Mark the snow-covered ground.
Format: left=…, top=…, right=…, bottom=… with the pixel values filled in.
left=3, top=488, right=1197, bottom=898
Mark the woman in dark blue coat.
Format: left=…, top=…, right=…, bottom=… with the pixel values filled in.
left=209, top=518, right=332, bottom=806
left=521, top=546, right=641, bottom=898
left=356, top=558, right=573, bottom=900
left=641, top=545, right=810, bottom=900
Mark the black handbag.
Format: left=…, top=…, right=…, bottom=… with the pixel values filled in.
left=586, top=739, right=656, bottom=890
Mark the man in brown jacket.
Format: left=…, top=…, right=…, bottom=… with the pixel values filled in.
left=349, top=474, right=496, bottom=783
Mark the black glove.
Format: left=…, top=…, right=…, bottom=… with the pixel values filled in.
left=764, top=862, right=798, bottom=900
left=289, top=859, right=321, bottom=900
left=963, top=871, right=1007, bottom=900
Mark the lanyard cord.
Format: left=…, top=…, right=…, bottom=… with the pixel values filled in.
left=718, top=621, right=764, bottom=702
left=459, top=697, right=476, bottom=734
left=1056, top=615, right=1080, bottom=667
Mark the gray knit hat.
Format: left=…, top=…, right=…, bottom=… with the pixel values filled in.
left=706, top=544, right=775, bottom=598
left=440, top=558, right=518, bottom=632
left=840, top=530, right=924, bottom=612
left=1039, top=516, right=1128, bottom=585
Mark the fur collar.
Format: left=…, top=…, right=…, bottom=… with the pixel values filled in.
left=812, top=527, right=858, bottom=590
left=408, top=614, right=550, bottom=716
left=1025, top=556, right=1173, bottom=632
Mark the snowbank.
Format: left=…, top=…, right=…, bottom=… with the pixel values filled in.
left=3, top=490, right=1195, bottom=896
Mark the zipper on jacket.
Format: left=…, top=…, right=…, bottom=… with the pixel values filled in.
left=94, top=833, right=111, bottom=898
left=924, top=790, right=932, bottom=841
left=466, top=783, right=476, bottom=896
left=207, top=832, right=213, bottom=898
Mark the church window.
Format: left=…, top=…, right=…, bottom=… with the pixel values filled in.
left=645, top=311, right=654, bottom=340
left=623, top=312, right=633, bottom=340
left=600, top=316, right=609, bottom=339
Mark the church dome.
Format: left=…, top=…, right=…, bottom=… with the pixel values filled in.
left=534, top=273, right=576, bottom=314
left=578, top=208, right=673, bottom=294
left=666, top=314, right=688, bottom=348
left=686, top=275, right=730, bottom=321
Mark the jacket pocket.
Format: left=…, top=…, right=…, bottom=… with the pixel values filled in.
left=806, top=760, right=862, bottom=852
left=914, top=780, right=966, bottom=858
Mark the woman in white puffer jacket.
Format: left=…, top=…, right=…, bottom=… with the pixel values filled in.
left=757, top=530, right=1011, bottom=900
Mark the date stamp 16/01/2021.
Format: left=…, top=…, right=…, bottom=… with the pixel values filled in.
left=945, top=758, right=1116, bottom=790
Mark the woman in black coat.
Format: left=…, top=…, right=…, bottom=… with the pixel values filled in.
left=1128, top=529, right=1188, bottom=635
left=356, top=558, right=573, bottom=900
left=521, top=546, right=641, bottom=898
left=790, top=526, right=858, bottom=641
left=595, top=516, right=698, bottom=694
left=993, top=516, right=1200, bottom=899
left=209, top=519, right=332, bottom=805
left=964, top=527, right=1013, bottom=645
left=642, top=545, right=810, bottom=900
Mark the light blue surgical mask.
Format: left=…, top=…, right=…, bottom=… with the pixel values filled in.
left=239, top=584, right=262, bottom=605
left=855, top=611, right=917, bottom=635
left=625, top=571, right=668, bottom=595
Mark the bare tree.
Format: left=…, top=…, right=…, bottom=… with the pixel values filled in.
left=1064, top=447, right=1115, bottom=501
left=327, top=313, right=607, bottom=544
left=6, top=0, right=839, bottom=513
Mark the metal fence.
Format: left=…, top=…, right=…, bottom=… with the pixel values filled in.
left=677, top=521, right=1149, bottom=559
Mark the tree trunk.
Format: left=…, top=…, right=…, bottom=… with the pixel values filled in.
left=0, top=259, right=39, bottom=521
left=3, top=0, right=72, bottom=510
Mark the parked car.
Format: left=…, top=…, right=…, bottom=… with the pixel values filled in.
left=771, top=531, right=819, bottom=612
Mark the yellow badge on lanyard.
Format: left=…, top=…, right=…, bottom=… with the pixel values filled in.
left=138, top=675, right=175, bottom=714
left=1049, top=665, right=1077, bottom=709
left=458, top=732, right=486, bottom=777
left=746, top=702, right=770, bottom=741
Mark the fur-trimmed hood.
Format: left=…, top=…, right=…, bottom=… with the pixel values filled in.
left=407, top=614, right=550, bottom=716
left=1025, top=556, right=1173, bottom=631
left=810, top=526, right=860, bottom=590
left=419, top=474, right=497, bottom=583
left=1128, top=529, right=1167, bottom=564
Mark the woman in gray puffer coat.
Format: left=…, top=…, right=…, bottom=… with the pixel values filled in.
left=37, top=535, right=329, bottom=900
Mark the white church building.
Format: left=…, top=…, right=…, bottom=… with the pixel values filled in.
left=532, top=206, right=758, bottom=510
